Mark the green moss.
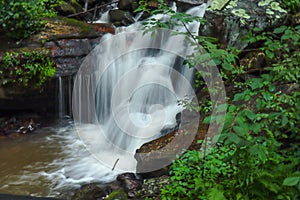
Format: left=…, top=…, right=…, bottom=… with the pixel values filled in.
left=58, top=16, right=94, bottom=34
left=106, top=190, right=128, bottom=200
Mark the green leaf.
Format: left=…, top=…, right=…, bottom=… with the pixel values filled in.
left=268, top=84, right=275, bottom=92
left=229, top=129, right=242, bottom=144
left=222, top=62, right=233, bottom=70
left=256, top=98, right=265, bottom=110
left=262, top=92, right=272, bottom=101
left=244, top=94, right=251, bottom=101
left=265, top=50, right=274, bottom=59
left=249, top=78, right=263, bottom=89
left=233, top=93, right=244, bottom=101
left=283, top=176, right=300, bottom=186
left=208, top=187, right=226, bottom=200
left=245, top=109, right=256, bottom=121
left=281, top=115, right=288, bottom=127
left=273, top=26, right=287, bottom=34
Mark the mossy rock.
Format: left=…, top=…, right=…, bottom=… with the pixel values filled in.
left=106, top=190, right=128, bottom=200
left=28, top=16, right=102, bottom=44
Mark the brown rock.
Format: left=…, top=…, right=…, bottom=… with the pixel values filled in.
left=135, top=116, right=207, bottom=177
left=117, top=173, right=142, bottom=196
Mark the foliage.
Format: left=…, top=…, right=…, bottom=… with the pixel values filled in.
left=281, top=0, right=300, bottom=14
left=137, top=1, right=300, bottom=199
left=0, top=50, right=56, bottom=88
left=0, top=0, right=62, bottom=39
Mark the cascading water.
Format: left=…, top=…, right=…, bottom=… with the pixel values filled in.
left=57, top=76, right=74, bottom=118
left=0, top=2, right=212, bottom=198
left=72, top=2, right=211, bottom=173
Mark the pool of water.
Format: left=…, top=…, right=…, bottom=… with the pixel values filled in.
left=0, top=119, right=119, bottom=199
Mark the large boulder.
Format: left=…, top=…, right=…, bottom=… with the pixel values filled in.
left=109, top=9, right=135, bottom=26
left=134, top=112, right=207, bottom=178
left=201, top=0, right=289, bottom=49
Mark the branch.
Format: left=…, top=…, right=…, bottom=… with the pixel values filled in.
left=67, top=1, right=118, bottom=18
left=112, top=158, right=119, bottom=171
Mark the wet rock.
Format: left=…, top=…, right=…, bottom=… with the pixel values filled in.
left=71, top=181, right=123, bottom=200
left=117, top=173, right=142, bottom=197
left=109, top=9, right=135, bottom=26
left=0, top=117, right=39, bottom=139
left=135, top=117, right=207, bottom=178
left=93, top=23, right=116, bottom=34
left=175, top=0, right=206, bottom=12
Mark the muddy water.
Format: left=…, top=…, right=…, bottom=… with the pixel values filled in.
left=0, top=125, right=62, bottom=197
left=0, top=119, right=118, bottom=199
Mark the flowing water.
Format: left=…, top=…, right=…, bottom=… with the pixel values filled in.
left=0, top=119, right=120, bottom=198
left=0, top=2, right=211, bottom=198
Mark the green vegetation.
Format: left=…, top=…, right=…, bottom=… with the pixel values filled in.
left=137, top=0, right=300, bottom=199
left=281, top=0, right=300, bottom=14
left=0, top=0, right=62, bottom=39
left=0, top=50, right=56, bottom=88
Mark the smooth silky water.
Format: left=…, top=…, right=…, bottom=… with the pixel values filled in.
left=0, top=1, right=211, bottom=198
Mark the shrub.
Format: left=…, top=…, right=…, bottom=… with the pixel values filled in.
left=0, top=50, right=56, bottom=88
left=137, top=1, right=300, bottom=199
left=161, top=21, right=300, bottom=200
left=0, top=0, right=61, bottom=39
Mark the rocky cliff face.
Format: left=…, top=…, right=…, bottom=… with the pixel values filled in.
left=0, top=17, right=114, bottom=112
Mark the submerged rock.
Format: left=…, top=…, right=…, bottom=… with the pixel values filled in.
left=0, top=116, right=39, bottom=139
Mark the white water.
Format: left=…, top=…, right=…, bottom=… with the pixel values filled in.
left=95, top=10, right=110, bottom=23
left=0, top=2, right=212, bottom=198
left=72, top=2, right=210, bottom=173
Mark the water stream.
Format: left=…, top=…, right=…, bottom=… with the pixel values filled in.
left=0, top=119, right=120, bottom=198
left=0, top=2, right=211, bottom=198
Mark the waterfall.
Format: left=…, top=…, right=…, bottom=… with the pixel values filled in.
left=57, top=76, right=73, bottom=118
left=71, top=2, right=211, bottom=174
